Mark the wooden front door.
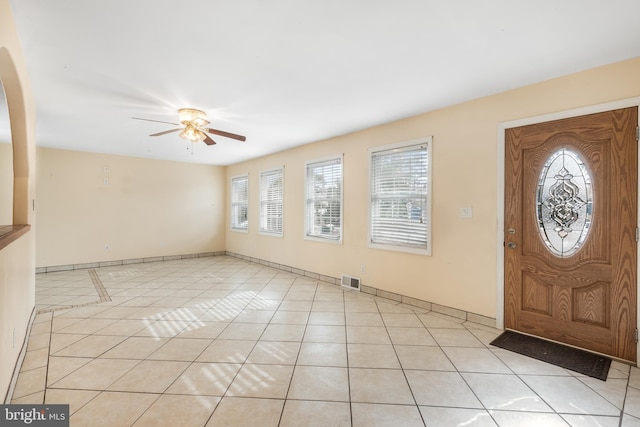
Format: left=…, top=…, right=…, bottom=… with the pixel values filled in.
left=504, top=107, right=638, bottom=362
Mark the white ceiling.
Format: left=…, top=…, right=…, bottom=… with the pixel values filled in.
left=3, top=0, right=640, bottom=165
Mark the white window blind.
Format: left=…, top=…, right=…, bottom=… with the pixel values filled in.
left=231, top=175, right=248, bottom=231
left=305, top=156, right=342, bottom=242
left=369, top=138, right=431, bottom=254
left=260, top=167, right=284, bottom=235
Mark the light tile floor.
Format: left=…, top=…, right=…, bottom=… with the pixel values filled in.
left=11, top=256, right=640, bottom=426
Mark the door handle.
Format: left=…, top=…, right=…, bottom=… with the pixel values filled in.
left=507, top=241, right=517, bottom=249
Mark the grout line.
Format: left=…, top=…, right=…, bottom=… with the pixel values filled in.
left=276, top=277, right=308, bottom=426
left=40, top=314, right=54, bottom=406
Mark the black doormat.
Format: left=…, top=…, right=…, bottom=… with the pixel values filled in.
left=490, top=330, right=611, bottom=381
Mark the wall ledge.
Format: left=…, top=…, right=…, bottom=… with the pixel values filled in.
left=0, top=225, right=30, bottom=251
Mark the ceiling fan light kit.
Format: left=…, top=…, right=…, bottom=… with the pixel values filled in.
left=179, top=124, right=206, bottom=143
left=133, top=108, right=246, bottom=147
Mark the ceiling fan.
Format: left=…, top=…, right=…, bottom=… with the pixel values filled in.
left=133, top=108, right=246, bottom=145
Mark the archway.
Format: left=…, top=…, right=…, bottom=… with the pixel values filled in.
left=0, top=46, right=32, bottom=249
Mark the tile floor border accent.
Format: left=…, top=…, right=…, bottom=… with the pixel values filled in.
left=11, top=255, right=640, bottom=426
left=36, top=269, right=111, bottom=315
left=88, top=269, right=112, bottom=304
left=36, top=251, right=496, bottom=328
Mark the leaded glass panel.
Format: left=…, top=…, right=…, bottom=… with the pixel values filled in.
left=536, top=148, right=593, bottom=257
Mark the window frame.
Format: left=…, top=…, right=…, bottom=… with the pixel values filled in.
left=368, top=137, right=432, bottom=255
left=259, top=167, right=284, bottom=237
left=230, top=174, right=249, bottom=233
left=304, top=154, right=343, bottom=244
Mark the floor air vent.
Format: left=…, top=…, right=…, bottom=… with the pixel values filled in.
left=341, top=274, right=361, bottom=291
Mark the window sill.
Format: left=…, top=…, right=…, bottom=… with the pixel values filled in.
left=368, top=241, right=431, bottom=256
left=304, top=235, right=342, bottom=245
left=0, top=224, right=31, bottom=251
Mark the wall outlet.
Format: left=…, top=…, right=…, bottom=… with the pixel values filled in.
left=459, top=207, right=473, bottom=219
left=104, top=243, right=110, bottom=251
left=103, top=177, right=109, bottom=185
left=361, top=264, right=366, bottom=274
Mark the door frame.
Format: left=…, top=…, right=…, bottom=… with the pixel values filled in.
left=496, top=97, right=640, bottom=361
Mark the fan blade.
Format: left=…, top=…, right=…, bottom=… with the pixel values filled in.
left=206, top=128, right=246, bottom=141
left=203, top=134, right=217, bottom=145
left=132, top=117, right=180, bottom=126
left=150, top=128, right=182, bottom=137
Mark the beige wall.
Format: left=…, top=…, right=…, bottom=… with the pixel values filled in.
left=36, top=148, right=226, bottom=267
left=226, top=58, right=640, bottom=319
left=0, top=0, right=36, bottom=402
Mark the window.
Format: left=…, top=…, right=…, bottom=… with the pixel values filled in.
left=231, top=174, right=249, bottom=231
left=369, top=137, right=432, bottom=255
left=260, top=167, right=284, bottom=236
left=305, top=155, right=343, bottom=242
